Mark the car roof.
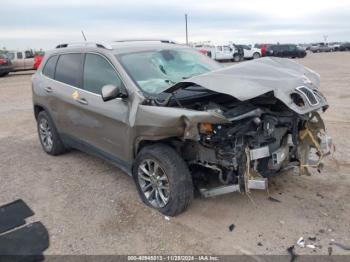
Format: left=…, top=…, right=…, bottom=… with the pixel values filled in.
left=110, top=41, right=190, bottom=55
left=47, top=41, right=191, bottom=56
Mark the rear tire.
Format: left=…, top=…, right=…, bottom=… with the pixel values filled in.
left=132, top=144, right=193, bottom=216
left=233, top=54, right=241, bottom=62
left=0, top=72, right=9, bottom=77
left=37, top=111, right=66, bottom=155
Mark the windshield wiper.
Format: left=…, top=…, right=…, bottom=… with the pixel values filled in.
left=153, top=90, right=182, bottom=108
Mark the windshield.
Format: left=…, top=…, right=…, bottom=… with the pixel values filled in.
left=117, top=48, right=222, bottom=94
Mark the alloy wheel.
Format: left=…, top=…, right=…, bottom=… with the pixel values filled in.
left=39, top=118, right=53, bottom=151
left=137, top=159, right=170, bottom=208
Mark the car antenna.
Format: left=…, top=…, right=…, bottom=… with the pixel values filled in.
left=81, top=30, right=87, bottom=42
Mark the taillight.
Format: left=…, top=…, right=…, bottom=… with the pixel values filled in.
left=0, top=58, right=6, bottom=65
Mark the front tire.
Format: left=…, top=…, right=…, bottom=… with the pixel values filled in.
left=133, top=144, right=193, bottom=216
left=253, top=52, right=260, bottom=59
left=37, top=111, right=66, bottom=155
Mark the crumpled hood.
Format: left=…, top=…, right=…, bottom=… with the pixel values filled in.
left=164, top=57, right=327, bottom=114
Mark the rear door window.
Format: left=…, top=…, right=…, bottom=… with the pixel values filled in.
left=25, top=50, right=34, bottom=59
left=288, top=45, right=296, bottom=51
left=55, top=53, right=84, bottom=88
left=83, top=53, right=122, bottom=94
left=42, top=55, right=58, bottom=79
left=17, top=52, right=23, bottom=59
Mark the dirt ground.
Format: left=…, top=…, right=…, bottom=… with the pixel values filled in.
left=0, top=52, right=349, bottom=256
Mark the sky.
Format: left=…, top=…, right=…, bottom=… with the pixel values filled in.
left=1, top=0, right=350, bottom=50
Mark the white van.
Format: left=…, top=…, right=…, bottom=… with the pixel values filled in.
left=208, top=45, right=242, bottom=62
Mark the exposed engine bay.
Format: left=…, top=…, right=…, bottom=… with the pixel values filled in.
left=137, top=57, right=333, bottom=197
left=149, top=89, right=332, bottom=196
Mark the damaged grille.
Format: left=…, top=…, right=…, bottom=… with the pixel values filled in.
left=296, top=86, right=319, bottom=106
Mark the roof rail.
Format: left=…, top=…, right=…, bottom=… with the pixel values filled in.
left=113, top=39, right=177, bottom=44
left=55, top=42, right=113, bottom=50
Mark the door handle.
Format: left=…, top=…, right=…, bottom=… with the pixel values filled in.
left=44, top=87, right=53, bottom=93
left=76, top=98, right=88, bottom=105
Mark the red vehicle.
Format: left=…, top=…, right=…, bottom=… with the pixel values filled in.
left=254, top=44, right=273, bottom=57
left=34, top=55, right=43, bottom=70
left=198, top=49, right=208, bottom=55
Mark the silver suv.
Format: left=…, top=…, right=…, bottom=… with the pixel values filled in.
left=32, top=40, right=332, bottom=216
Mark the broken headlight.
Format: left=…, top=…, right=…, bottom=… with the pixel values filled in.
left=199, top=123, right=213, bottom=134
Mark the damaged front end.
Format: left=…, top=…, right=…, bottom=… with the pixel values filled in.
left=136, top=58, right=332, bottom=197
left=177, top=93, right=332, bottom=197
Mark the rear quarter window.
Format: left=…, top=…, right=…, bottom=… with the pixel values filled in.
left=55, top=53, right=84, bottom=87
left=288, top=45, right=296, bottom=51
left=42, top=55, right=59, bottom=79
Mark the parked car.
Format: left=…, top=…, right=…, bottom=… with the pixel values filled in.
left=0, top=54, right=14, bottom=77
left=236, top=44, right=261, bottom=59
left=193, top=44, right=214, bottom=57
left=309, top=43, right=331, bottom=53
left=254, top=44, right=273, bottom=56
left=207, top=44, right=243, bottom=62
left=339, top=42, right=350, bottom=51
left=209, top=45, right=232, bottom=61
left=328, top=42, right=341, bottom=51
left=34, top=55, right=43, bottom=70
left=6, top=50, right=35, bottom=71
left=267, top=44, right=306, bottom=58
left=299, top=43, right=312, bottom=51
left=32, top=40, right=332, bottom=216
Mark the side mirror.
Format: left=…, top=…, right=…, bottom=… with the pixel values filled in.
left=101, top=84, right=127, bottom=102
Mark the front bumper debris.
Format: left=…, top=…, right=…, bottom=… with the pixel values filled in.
left=298, top=112, right=332, bottom=175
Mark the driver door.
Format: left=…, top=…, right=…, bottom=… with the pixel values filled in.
left=288, top=45, right=297, bottom=57
left=14, top=52, right=25, bottom=70
left=71, top=53, right=131, bottom=163
left=243, top=45, right=251, bottom=58
left=24, top=50, right=35, bottom=69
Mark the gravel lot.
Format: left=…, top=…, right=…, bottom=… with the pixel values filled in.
left=0, top=52, right=350, bottom=256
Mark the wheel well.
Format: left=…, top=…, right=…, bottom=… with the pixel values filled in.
left=34, top=105, right=45, bottom=120
left=136, top=138, right=182, bottom=157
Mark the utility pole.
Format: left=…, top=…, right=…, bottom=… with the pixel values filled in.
left=185, top=14, right=188, bottom=45
left=323, top=35, right=328, bottom=44
left=81, top=30, right=87, bottom=42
